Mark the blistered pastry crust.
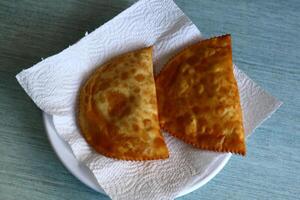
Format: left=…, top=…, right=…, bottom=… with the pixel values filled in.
left=78, top=47, right=169, bottom=160
left=156, top=35, right=246, bottom=155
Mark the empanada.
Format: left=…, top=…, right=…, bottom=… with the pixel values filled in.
left=156, top=35, right=246, bottom=155
left=78, top=47, right=169, bottom=160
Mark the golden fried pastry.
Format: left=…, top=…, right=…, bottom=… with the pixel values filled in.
left=78, top=47, right=169, bottom=160
left=156, top=35, right=246, bottom=155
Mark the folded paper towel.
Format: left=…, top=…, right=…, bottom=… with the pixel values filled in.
left=16, top=0, right=282, bottom=199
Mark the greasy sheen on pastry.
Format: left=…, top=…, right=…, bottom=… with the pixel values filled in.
left=78, top=47, right=169, bottom=160
left=156, top=34, right=246, bottom=155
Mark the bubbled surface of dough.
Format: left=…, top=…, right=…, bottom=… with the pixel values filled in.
left=78, top=47, right=169, bottom=160
left=156, top=35, right=246, bottom=155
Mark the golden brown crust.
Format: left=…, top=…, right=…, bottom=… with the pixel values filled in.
left=156, top=34, right=246, bottom=155
left=78, top=47, right=169, bottom=161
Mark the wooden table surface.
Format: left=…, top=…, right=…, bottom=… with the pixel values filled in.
left=1, top=0, right=299, bottom=199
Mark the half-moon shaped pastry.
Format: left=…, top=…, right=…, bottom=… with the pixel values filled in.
left=78, top=47, right=169, bottom=160
left=156, top=35, right=246, bottom=155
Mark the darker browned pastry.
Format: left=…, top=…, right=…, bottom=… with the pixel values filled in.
left=156, top=35, right=246, bottom=155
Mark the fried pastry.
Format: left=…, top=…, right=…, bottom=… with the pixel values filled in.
left=78, top=47, right=169, bottom=160
left=156, top=35, right=246, bottom=155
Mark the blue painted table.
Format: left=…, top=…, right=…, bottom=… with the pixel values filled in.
left=0, top=0, right=299, bottom=199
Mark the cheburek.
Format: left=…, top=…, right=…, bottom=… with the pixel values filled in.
left=156, top=34, right=246, bottom=155
left=78, top=47, right=169, bottom=160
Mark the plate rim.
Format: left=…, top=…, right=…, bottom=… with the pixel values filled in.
left=43, top=113, right=231, bottom=198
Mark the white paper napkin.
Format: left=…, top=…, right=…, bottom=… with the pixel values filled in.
left=16, top=0, right=282, bottom=199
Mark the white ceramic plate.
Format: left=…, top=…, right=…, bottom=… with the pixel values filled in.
left=43, top=113, right=231, bottom=198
